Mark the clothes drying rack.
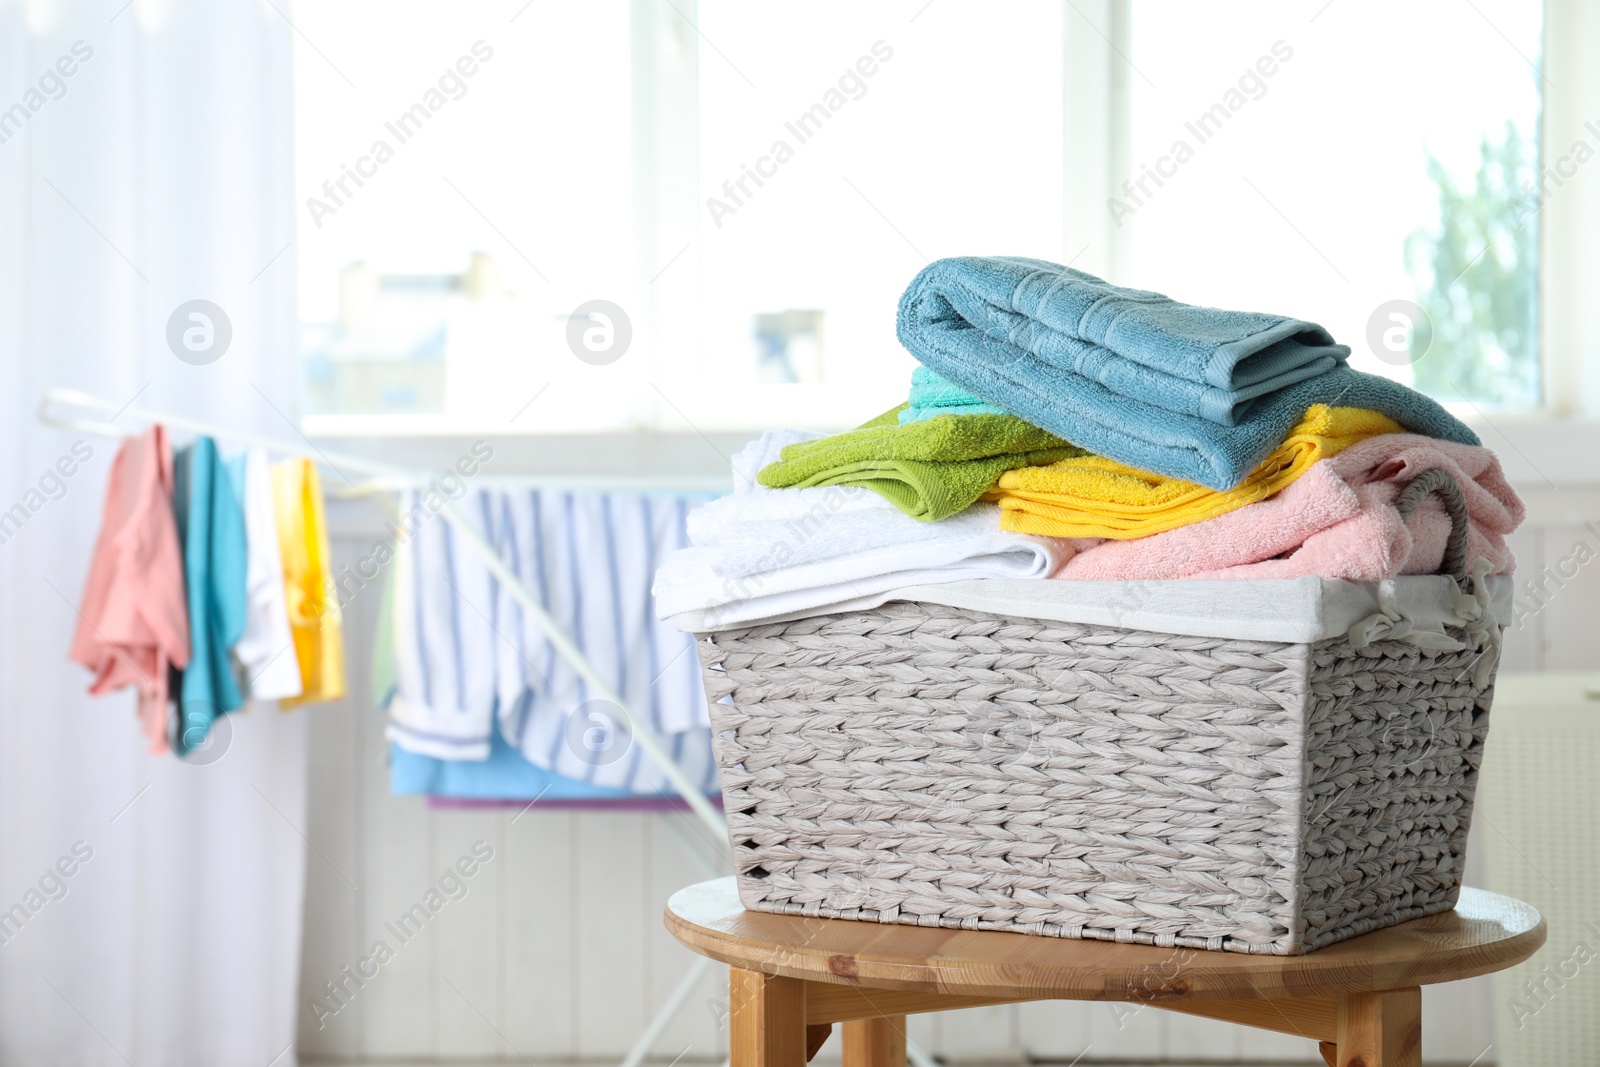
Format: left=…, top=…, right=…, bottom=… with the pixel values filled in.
left=41, top=388, right=946, bottom=1067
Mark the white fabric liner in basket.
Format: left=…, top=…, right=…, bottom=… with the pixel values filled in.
left=675, top=573, right=1514, bottom=641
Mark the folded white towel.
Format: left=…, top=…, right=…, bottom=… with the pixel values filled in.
left=654, top=430, right=1067, bottom=628
left=686, top=479, right=885, bottom=541
left=687, top=482, right=931, bottom=579
left=729, top=427, right=823, bottom=493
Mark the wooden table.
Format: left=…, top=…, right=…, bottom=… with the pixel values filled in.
left=666, top=879, right=1544, bottom=1067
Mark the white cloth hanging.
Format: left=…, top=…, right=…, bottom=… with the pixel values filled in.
left=226, top=448, right=304, bottom=703
left=386, top=495, right=501, bottom=760
left=387, top=487, right=718, bottom=795
left=492, top=488, right=716, bottom=793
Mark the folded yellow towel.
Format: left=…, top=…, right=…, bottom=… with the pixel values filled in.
left=993, top=405, right=1404, bottom=539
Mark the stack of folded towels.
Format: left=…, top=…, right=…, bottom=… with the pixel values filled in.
left=654, top=256, right=1524, bottom=629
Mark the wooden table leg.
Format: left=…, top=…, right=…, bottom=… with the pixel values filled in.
left=841, top=1015, right=907, bottom=1067
left=805, top=1024, right=834, bottom=1062
left=1335, top=988, right=1422, bottom=1067
left=730, top=968, right=807, bottom=1067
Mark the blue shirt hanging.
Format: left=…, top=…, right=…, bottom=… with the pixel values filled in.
left=172, top=437, right=248, bottom=755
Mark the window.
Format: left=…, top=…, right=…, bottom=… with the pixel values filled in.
left=1123, top=0, right=1543, bottom=409
left=294, top=1, right=1065, bottom=435
left=294, top=1, right=634, bottom=432
left=680, top=0, right=1064, bottom=431
left=294, top=0, right=1548, bottom=438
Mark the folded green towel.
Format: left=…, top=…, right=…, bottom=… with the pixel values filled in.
left=757, top=405, right=1085, bottom=521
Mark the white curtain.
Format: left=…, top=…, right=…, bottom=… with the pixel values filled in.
left=0, top=1, right=307, bottom=1065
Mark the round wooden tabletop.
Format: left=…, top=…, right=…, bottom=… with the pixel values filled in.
left=666, top=879, right=1545, bottom=1003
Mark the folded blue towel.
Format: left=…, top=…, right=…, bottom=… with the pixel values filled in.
left=897, top=257, right=1479, bottom=490
left=898, top=365, right=1005, bottom=423
left=899, top=256, right=1352, bottom=427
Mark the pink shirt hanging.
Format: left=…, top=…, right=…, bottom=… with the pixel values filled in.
left=70, top=425, right=190, bottom=753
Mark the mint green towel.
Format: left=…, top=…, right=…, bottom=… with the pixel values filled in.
left=758, top=405, right=1084, bottom=521
left=898, top=366, right=1005, bottom=423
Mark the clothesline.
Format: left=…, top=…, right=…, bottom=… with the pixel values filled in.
left=41, top=389, right=733, bottom=494
left=39, top=387, right=730, bottom=843
left=330, top=473, right=730, bottom=497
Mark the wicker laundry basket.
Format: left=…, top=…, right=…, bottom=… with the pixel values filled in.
left=693, top=468, right=1508, bottom=955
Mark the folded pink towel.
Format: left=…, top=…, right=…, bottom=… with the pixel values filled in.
left=1055, top=434, right=1523, bottom=582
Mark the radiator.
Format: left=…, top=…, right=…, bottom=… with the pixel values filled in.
left=1479, top=671, right=1600, bottom=1067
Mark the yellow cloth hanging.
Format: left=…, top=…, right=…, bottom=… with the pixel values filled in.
left=272, top=458, right=346, bottom=706
left=992, top=404, right=1404, bottom=539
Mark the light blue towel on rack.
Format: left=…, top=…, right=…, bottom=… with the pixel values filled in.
left=172, top=437, right=248, bottom=755
left=389, top=734, right=639, bottom=800
left=896, top=256, right=1479, bottom=490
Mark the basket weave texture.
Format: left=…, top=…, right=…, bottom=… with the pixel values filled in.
left=697, top=601, right=1497, bottom=955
